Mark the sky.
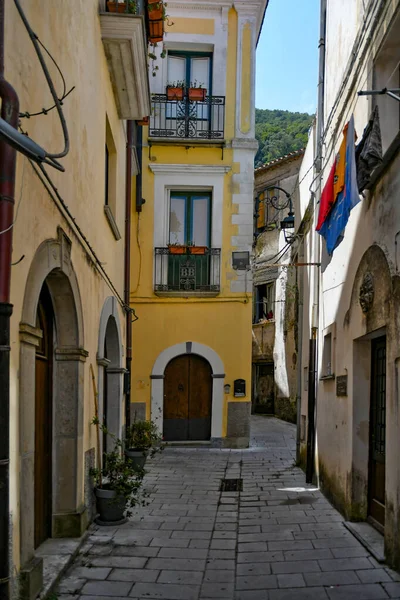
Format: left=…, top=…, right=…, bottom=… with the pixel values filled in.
left=256, top=0, right=320, bottom=114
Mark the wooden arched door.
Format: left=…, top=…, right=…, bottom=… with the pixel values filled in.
left=164, top=354, right=212, bottom=441
left=35, top=283, right=54, bottom=548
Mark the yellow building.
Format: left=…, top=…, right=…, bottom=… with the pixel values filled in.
left=130, top=0, right=267, bottom=447
left=2, top=1, right=149, bottom=597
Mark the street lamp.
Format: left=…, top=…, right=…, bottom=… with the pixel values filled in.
left=256, top=185, right=296, bottom=244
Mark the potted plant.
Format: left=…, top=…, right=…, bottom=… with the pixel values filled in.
left=166, top=80, right=185, bottom=101
left=147, top=0, right=163, bottom=20
left=168, top=243, right=187, bottom=254
left=125, top=419, right=163, bottom=469
left=107, top=0, right=137, bottom=13
left=188, top=81, right=207, bottom=102
left=89, top=420, right=146, bottom=525
left=189, top=246, right=208, bottom=255
left=137, top=116, right=149, bottom=126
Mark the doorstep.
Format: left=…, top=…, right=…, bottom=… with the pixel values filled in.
left=35, top=534, right=88, bottom=599
left=164, top=440, right=212, bottom=447
left=344, top=521, right=385, bottom=562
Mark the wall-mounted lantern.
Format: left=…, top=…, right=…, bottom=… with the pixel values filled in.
left=255, top=185, right=296, bottom=244
left=224, top=383, right=231, bottom=395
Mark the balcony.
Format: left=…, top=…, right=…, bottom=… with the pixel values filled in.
left=149, top=95, right=225, bottom=140
left=154, top=247, right=221, bottom=295
left=100, top=0, right=150, bottom=120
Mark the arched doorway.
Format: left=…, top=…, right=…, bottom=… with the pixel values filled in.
left=97, top=297, right=124, bottom=453
left=164, top=354, right=212, bottom=441
left=34, top=282, right=54, bottom=548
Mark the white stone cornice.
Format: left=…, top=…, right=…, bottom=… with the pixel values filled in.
left=149, top=164, right=232, bottom=175
left=167, top=1, right=232, bottom=11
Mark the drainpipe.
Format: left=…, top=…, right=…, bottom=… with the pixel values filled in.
left=306, top=0, right=326, bottom=483
left=295, top=238, right=304, bottom=464
left=124, top=121, right=134, bottom=431
left=0, top=0, right=19, bottom=597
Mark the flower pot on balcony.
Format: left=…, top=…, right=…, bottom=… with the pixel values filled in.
left=189, top=246, right=208, bottom=255
left=167, top=87, right=184, bottom=101
left=168, top=245, right=187, bottom=255
left=148, top=0, right=163, bottom=20
left=137, top=116, right=149, bottom=126
left=188, top=87, right=207, bottom=101
left=148, top=19, right=164, bottom=43
left=107, top=1, right=136, bottom=13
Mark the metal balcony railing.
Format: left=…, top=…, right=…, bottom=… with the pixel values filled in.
left=154, top=248, right=221, bottom=293
left=149, top=94, right=225, bottom=139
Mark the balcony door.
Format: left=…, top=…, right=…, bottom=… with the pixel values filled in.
left=168, top=191, right=211, bottom=291
left=167, top=51, right=212, bottom=137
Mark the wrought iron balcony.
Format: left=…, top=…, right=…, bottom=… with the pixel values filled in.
left=149, top=94, right=225, bottom=140
left=154, top=247, right=221, bottom=293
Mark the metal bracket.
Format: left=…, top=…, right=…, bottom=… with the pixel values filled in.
left=358, top=88, right=400, bottom=103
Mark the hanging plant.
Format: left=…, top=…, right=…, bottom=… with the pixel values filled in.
left=148, top=43, right=166, bottom=77
left=107, top=0, right=138, bottom=13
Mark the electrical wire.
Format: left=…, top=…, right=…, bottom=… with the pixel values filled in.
left=0, top=157, right=26, bottom=236
left=13, top=0, right=70, bottom=163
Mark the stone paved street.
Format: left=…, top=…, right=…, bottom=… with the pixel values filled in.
left=56, top=417, right=400, bottom=600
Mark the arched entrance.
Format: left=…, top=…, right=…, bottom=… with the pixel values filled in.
left=19, top=230, right=86, bottom=566
left=150, top=342, right=225, bottom=441
left=164, top=354, right=212, bottom=441
left=97, top=297, right=123, bottom=453
left=34, top=282, right=54, bottom=548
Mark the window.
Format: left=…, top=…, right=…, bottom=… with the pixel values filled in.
left=374, top=10, right=400, bottom=153
left=169, top=191, right=211, bottom=247
left=256, top=188, right=279, bottom=231
left=254, top=283, right=275, bottom=322
left=104, top=116, right=121, bottom=240
left=321, top=323, right=336, bottom=379
left=168, top=51, right=212, bottom=95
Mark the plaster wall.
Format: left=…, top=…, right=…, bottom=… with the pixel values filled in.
left=4, top=0, right=129, bottom=584
left=298, top=0, right=400, bottom=568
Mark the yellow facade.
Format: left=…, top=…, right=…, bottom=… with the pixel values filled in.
left=129, top=2, right=264, bottom=446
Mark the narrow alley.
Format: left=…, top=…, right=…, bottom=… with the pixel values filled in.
left=54, top=417, right=400, bottom=600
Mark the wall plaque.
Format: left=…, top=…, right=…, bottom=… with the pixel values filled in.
left=234, top=379, right=246, bottom=397
left=336, top=375, right=348, bottom=397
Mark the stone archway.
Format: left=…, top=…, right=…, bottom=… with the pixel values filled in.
left=19, top=229, right=87, bottom=568
left=151, top=342, right=225, bottom=441
left=97, top=297, right=124, bottom=450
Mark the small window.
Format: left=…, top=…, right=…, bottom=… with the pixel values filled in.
left=321, top=323, right=336, bottom=380
left=256, top=188, right=279, bottom=231
left=374, top=10, right=400, bottom=153
left=254, top=283, right=275, bottom=322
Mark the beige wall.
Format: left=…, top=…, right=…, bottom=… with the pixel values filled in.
left=5, top=0, right=129, bottom=582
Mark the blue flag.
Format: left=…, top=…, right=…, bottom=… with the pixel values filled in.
left=318, top=115, right=360, bottom=255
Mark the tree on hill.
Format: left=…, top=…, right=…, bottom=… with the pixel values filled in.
left=255, top=108, right=314, bottom=167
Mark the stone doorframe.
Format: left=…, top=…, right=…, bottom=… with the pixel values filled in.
left=97, top=296, right=124, bottom=446
left=150, top=342, right=225, bottom=441
left=19, top=229, right=87, bottom=570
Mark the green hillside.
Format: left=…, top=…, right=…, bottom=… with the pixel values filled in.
left=255, top=108, right=314, bottom=168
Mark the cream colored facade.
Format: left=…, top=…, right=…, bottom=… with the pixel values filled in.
left=298, top=0, right=400, bottom=571
left=129, top=0, right=267, bottom=446
left=4, top=1, right=149, bottom=596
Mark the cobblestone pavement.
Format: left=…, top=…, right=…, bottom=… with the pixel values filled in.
left=56, top=416, right=400, bottom=600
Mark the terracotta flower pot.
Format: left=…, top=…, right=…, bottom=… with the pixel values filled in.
left=137, top=116, right=149, bottom=126
left=167, top=87, right=184, bottom=101
left=168, top=245, right=187, bottom=255
left=107, top=1, right=131, bottom=13
left=188, top=88, right=207, bottom=102
left=189, top=246, right=208, bottom=255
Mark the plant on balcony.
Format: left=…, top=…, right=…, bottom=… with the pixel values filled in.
left=166, top=80, right=186, bottom=101
left=107, top=0, right=138, bottom=14
left=167, top=243, right=187, bottom=254
left=188, top=80, right=207, bottom=102
left=189, top=246, right=208, bottom=255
